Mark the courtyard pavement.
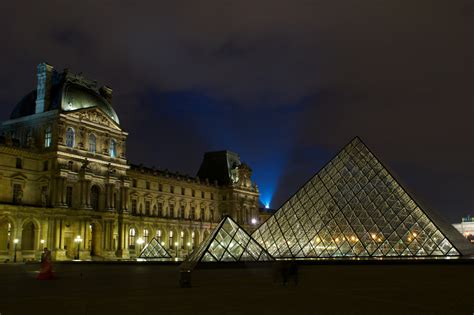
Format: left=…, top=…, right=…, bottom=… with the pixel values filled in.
left=0, top=261, right=473, bottom=314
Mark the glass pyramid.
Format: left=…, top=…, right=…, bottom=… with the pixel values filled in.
left=252, top=137, right=463, bottom=258
left=138, top=237, right=172, bottom=259
left=183, top=216, right=274, bottom=268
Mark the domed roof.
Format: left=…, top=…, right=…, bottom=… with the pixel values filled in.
left=10, top=74, right=120, bottom=125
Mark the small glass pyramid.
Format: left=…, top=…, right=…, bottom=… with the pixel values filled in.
left=138, top=237, right=172, bottom=259
left=252, top=137, right=463, bottom=258
left=183, top=216, right=274, bottom=267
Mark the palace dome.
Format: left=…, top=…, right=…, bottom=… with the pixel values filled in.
left=10, top=75, right=119, bottom=125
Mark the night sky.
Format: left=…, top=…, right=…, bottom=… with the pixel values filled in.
left=0, top=1, right=472, bottom=222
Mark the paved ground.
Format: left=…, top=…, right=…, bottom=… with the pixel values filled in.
left=0, top=261, right=472, bottom=314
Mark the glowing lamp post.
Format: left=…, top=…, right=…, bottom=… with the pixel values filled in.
left=74, top=235, right=82, bottom=260
left=136, top=238, right=145, bottom=254
left=13, top=238, right=19, bottom=262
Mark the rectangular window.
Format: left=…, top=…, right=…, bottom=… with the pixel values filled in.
left=181, top=187, right=185, bottom=195
left=211, top=193, right=214, bottom=200
left=158, top=202, right=163, bottom=216
left=132, top=179, right=137, bottom=188
left=43, top=161, right=49, bottom=171
left=131, top=199, right=137, bottom=214
left=146, top=181, right=150, bottom=190
left=15, top=158, right=22, bottom=169
left=201, top=191, right=205, bottom=199
left=192, top=189, right=195, bottom=197
left=169, top=204, right=174, bottom=217
left=12, top=184, right=22, bottom=204
left=170, top=186, right=174, bottom=194
left=66, top=187, right=73, bottom=207
left=145, top=201, right=151, bottom=215
left=44, top=126, right=52, bottom=148
left=158, top=183, right=163, bottom=192
left=223, top=194, right=227, bottom=201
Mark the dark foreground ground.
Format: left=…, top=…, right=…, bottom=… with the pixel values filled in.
left=0, top=261, right=472, bottom=315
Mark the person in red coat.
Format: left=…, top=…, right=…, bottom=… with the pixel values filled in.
left=37, top=248, right=55, bottom=280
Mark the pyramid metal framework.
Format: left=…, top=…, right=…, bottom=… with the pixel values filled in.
left=138, top=237, right=172, bottom=259
left=252, top=137, right=472, bottom=258
left=183, top=216, right=274, bottom=267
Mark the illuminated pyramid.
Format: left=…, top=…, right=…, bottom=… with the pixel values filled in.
left=182, top=216, right=274, bottom=269
left=252, top=137, right=473, bottom=258
left=139, top=237, right=172, bottom=259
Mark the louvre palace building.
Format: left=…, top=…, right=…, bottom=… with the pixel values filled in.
left=0, top=63, right=260, bottom=261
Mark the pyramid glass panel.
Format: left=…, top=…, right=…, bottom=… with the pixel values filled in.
left=182, top=216, right=274, bottom=269
left=138, top=237, right=172, bottom=259
left=253, top=137, right=468, bottom=258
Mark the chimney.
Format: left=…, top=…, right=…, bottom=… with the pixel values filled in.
left=99, top=85, right=113, bottom=104
left=35, top=62, right=54, bottom=114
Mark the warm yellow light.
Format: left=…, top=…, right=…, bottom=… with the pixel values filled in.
left=350, top=236, right=356, bottom=241
left=174, top=242, right=178, bottom=246
left=413, top=232, right=417, bottom=237
left=316, top=237, right=320, bottom=242
left=40, top=239, right=45, bottom=244
left=161, top=242, right=165, bottom=246
left=13, top=238, right=19, bottom=244
left=371, top=234, right=376, bottom=239
left=377, top=238, right=382, bottom=242
left=187, top=242, right=191, bottom=247
left=408, top=237, right=412, bottom=242
left=335, top=238, right=339, bottom=242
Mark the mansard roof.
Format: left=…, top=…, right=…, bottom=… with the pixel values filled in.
left=10, top=68, right=119, bottom=124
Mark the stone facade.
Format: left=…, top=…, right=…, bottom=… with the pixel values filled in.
left=0, top=63, right=259, bottom=261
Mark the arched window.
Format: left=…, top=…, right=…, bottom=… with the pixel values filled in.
left=128, top=228, right=136, bottom=249
left=109, top=139, right=117, bottom=158
left=156, top=229, right=162, bottom=243
left=44, top=126, right=52, bottom=148
left=89, top=134, right=96, bottom=153
left=91, top=185, right=100, bottom=210
left=21, top=222, right=35, bottom=250
left=66, top=127, right=75, bottom=148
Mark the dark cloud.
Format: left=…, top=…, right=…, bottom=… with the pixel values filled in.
left=0, top=0, right=472, bottom=222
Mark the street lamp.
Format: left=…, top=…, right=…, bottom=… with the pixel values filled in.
left=136, top=237, right=145, bottom=254
left=13, top=238, right=19, bottom=262
left=74, top=235, right=82, bottom=260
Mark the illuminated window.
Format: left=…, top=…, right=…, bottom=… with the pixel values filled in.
left=143, top=229, right=149, bottom=244
left=89, top=134, right=96, bottom=153
left=180, top=231, right=184, bottom=249
left=109, top=139, right=117, bottom=158
left=169, top=231, right=173, bottom=248
left=128, top=228, right=136, bottom=249
left=44, top=126, right=52, bottom=148
left=156, top=229, right=162, bottom=242
left=66, top=127, right=75, bottom=148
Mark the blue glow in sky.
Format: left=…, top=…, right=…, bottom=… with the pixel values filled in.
left=144, top=89, right=298, bottom=210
